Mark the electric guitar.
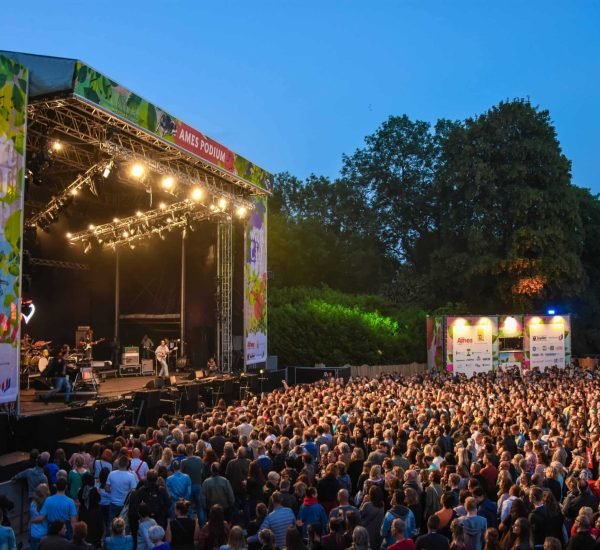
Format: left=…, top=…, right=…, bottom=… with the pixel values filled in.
left=82, top=337, right=105, bottom=351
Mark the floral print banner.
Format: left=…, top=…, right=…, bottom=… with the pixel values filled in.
left=0, top=55, right=27, bottom=405
left=73, top=62, right=273, bottom=192
left=244, top=196, right=267, bottom=365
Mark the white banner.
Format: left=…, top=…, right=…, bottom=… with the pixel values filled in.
left=453, top=324, right=493, bottom=377
left=530, top=322, right=565, bottom=371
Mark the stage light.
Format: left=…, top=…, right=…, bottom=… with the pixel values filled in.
left=167, top=217, right=173, bottom=223
left=236, top=206, right=247, bottom=218
left=129, top=243, right=136, bottom=250
left=103, top=160, right=114, bottom=178
left=89, top=224, right=95, bottom=230
left=218, top=197, right=228, bottom=209
left=159, top=202, right=167, bottom=210
left=503, top=316, right=518, bottom=336
left=66, top=232, right=72, bottom=239
left=122, top=230, right=129, bottom=238
left=162, top=176, right=175, bottom=190
left=113, top=217, right=120, bottom=223
left=547, top=308, right=556, bottom=315
left=131, top=163, right=145, bottom=178
left=136, top=211, right=143, bottom=217
left=70, top=189, right=79, bottom=196
left=191, top=187, right=203, bottom=201
left=51, top=140, right=63, bottom=152
left=209, top=204, right=216, bottom=211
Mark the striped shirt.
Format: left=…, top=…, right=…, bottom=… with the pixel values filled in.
left=260, top=506, right=296, bottom=548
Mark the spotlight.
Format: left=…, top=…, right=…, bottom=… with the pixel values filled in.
left=162, top=176, right=175, bottom=190
left=89, top=224, right=95, bottom=230
left=191, top=187, right=203, bottom=201
left=51, top=140, right=63, bottom=152
left=159, top=202, right=166, bottom=210
left=547, top=309, right=556, bottom=315
left=136, top=211, right=143, bottom=217
left=209, top=204, right=216, bottom=211
left=122, top=230, right=129, bottom=238
left=236, top=206, right=247, bottom=218
left=103, top=160, right=114, bottom=178
left=218, top=198, right=228, bottom=209
left=129, top=243, right=136, bottom=250
left=66, top=232, right=72, bottom=239
left=70, top=188, right=79, bottom=196
left=167, top=217, right=173, bottom=223
left=131, top=163, right=145, bottom=178
left=113, top=217, right=120, bottom=223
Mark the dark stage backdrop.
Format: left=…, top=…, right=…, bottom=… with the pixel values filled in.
left=22, top=216, right=244, bottom=368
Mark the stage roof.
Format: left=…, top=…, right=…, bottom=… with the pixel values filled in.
left=0, top=50, right=273, bottom=194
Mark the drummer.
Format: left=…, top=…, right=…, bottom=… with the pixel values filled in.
left=21, top=333, right=32, bottom=350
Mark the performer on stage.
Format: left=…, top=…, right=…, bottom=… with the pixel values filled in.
left=141, top=334, right=154, bottom=360
left=167, top=338, right=178, bottom=369
left=42, top=345, right=70, bottom=404
left=207, top=356, right=218, bottom=373
left=155, top=339, right=170, bottom=378
left=79, top=328, right=94, bottom=361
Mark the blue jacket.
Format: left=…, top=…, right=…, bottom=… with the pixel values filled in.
left=298, top=501, right=328, bottom=537
left=380, top=505, right=417, bottom=549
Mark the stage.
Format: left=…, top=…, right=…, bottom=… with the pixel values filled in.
left=18, top=374, right=157, bottom=417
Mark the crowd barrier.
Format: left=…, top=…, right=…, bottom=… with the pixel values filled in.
left=350, top=362, right=427, bottom=378
left=0, top=479, right=26, bottom=535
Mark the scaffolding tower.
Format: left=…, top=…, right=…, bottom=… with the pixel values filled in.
left=217, top=219, right=233, bottom=372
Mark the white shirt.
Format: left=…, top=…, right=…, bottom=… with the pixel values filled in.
left=155, top=345, right=169, bottom=360
left=106, top=469, right=137, bottom=506
left=130, top=458, right=149, bottom=481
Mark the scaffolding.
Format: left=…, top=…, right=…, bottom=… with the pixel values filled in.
left=217, top=219, right=233, bottom=372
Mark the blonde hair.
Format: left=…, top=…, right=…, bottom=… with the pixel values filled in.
left=227, top=526, right=246, bottom=550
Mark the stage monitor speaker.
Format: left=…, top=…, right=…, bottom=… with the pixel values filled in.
left=141, top=359, right=154, bottom=375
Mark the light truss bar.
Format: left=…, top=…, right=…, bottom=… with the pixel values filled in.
left=100, top=141, right=255, bottom=210
left=25, top=160, right=106, bottom=228
left=30, top=258, right=90, bottom=271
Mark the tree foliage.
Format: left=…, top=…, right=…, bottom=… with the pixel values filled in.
left=267, top=99, right=600, bottom=361
left=269, top=287, right=426, bottom=366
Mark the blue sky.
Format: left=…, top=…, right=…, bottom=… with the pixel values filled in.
left=4, top=1, right=599, bottom=190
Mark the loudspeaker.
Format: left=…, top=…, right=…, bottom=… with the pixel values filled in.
left=144, top=377, right=165, bottom=390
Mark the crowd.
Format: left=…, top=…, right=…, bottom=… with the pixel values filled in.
left=4, top=365, right=600, bottom=550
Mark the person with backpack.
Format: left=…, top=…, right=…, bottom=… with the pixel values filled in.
left=380, top=490, right=417, bottom=550
left=129, top=470, right=171, bottom=541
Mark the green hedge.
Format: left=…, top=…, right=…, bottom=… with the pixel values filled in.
left=268, top=287, right=426, bottom=366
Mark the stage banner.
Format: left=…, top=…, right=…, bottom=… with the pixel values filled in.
left=0, top=55, right=28, bottom=405
left=72, top=62, right=273, bottom=192
left=446, top=316, right=498, bottom=377
left=524, top=315, right=570, bottom=372
left=244, top=196, right=267, bottom=365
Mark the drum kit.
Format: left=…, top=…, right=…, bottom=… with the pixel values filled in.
left=21, top=339, right=86, bottom=388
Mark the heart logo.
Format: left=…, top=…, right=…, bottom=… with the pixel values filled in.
left=22, top=303, right=35, bottom=324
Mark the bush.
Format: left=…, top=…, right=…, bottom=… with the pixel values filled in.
left=268, top=287, right=426, bottom=366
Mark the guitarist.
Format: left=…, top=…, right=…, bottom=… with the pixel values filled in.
left=155, top=339, right=170, bottom=379
left=79, top=328, right=104, bottom=361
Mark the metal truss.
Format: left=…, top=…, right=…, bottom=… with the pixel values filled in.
left=100, top=141, right=255, bottom=210
left=217, top=219, right=233, bottom=373
left=68, top=200, right=226, bottom=250
left=25, top=161, right=107, bottom=228
left=30, top=258, right=90, bottom=271
left=27, top=97, right=270, bottom=197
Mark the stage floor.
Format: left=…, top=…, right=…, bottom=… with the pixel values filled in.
left=19, top=375, right=156, bottom=417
